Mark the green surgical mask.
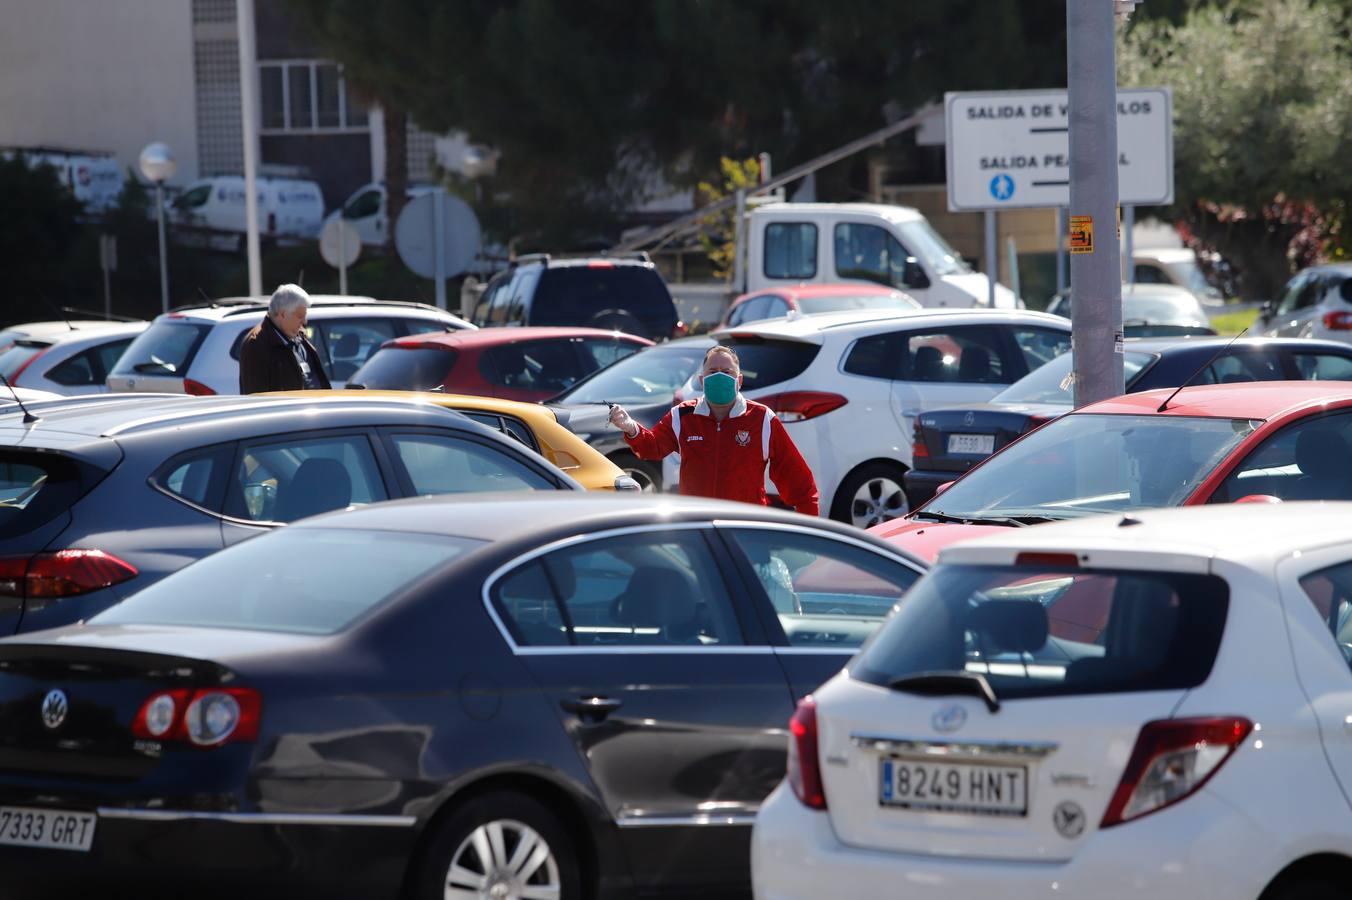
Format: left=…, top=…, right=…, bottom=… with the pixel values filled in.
left=702, top=371, right=738, bottom=405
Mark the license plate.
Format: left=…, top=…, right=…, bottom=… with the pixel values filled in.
left=0, top=806, right=96, bottom=852
left=879, top=758, right=1027, bottom=816
left=947, top=433, right=995, bottom=455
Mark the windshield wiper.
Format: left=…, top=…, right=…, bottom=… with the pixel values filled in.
left=909, top=510, right=973, bottom=524
left=911, top=511, right=1057, bottom=527
left=888, top=670, right=1000, bottom=713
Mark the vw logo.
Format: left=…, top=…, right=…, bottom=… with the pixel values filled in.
left=1053, top=800, right=1086, bottom=838
left=931, top=703, right=967, bottom=733
left=41, top=689, right=68, bottom=730
left=963, top=411, right=976, bottom=426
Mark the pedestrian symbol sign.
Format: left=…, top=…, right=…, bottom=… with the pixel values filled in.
left=989, top=174, right=1015, bottom=201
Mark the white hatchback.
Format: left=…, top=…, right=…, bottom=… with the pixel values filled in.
left=754, top=503, right=1352, bottom=900
left=1257, top=263, right=1352, bottom=346
left=0, top=320, right=147, bottom=395
left=666, top=309, right=1071, bottom=527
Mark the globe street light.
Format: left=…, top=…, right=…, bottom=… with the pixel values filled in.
left=138, top=142, right=177, bottom=313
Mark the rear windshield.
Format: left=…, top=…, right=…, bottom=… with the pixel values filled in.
left=0, top=453, right=84, bottom=540
left=719, top=338, right=820, bottom=390
left=110, top=321, right=211, bottom=376
left=852, top=563, right=1229, bottom=699
left=94, top=528, right=485, bottom=635
left=0, top=342, right=50, bottom=380
left=994, top=352, right=1154, bottom=405
left=531, top=267, right=675, bottom=327
left=552, top=340, right=711, bottom=405
left=349, top=346, right=457, bottom=391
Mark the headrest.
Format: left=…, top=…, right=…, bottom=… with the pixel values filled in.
left=967, top=599, right=1048, bottom=654
left=1296, top=427, right=1350, bottom=481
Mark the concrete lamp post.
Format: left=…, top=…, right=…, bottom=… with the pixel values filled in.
left=138, top=142, right=177, bottom=314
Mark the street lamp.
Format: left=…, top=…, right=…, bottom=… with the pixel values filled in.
left=138, top=142, right=177, bottom=314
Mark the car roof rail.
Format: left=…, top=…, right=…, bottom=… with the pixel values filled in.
left=218, top=298, right=448, bottom=317
left=598, top=250, right=652, bottom=263
left=168, top=298, right=259, bottom=313
left=511, top=253, right=552, bottom=266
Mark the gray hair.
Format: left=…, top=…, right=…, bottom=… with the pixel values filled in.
left=268, top=284, right=310, bottom=319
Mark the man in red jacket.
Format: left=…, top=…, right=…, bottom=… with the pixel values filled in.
left=608, top=346, right=819, bottom=515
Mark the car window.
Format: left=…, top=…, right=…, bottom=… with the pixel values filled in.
left=764, top=223, right=817, bottom=280
left=404, top=319, right=454, bottom=337
left=173, top=185, right=211, bottom=209
left=1132, top=263, right=1171, bottom=285
left=155, top=449, right=220, bottom=509
left=1299, top=561, right=1352, bottom=669
left=530, top=267, right=674, bottom=331
left=834, top=223, right=912, bottom=289
left=1277, top=273, right=1322, bottom=316
left=1009, top=328, right=1071, bottom=374
left=897, top=327, right=1008, bottom=384
left=732, top=296, right=772, bottom=326
left=995, top=351, right=1153, bottom=404
left=1191, top=351, right=1283, bottom=385
left=1210, top=412, right=1352, bottom=503
left=228, top=433, right=388, bottom=523
left=718, top=338, right=821, bottom=391
left=390, top=432, right=554, bottom=494
left=491, top=530, right=742, bottom=647
left=506, top=267, right=541, bottom=325
left=349, top=346, right=457, bottom=391
left=456, top=412, right=540, bottom=452
left=554, top=340, right=710, bottom=406
left=0, top=452, right=83, bottom=540
left=484, top=340, right=585, bottom=394
left=110, top=322, right=210, bottom=377
left=726, top=528, right=919, bottom=648
left=316, top=318, right=398, bottom=381
left=45, top=348, right=101, bottom=386
left=487, top=270, right=521, bottom=326
left=577, top=337, right=644, bottom=372
left=95, top=529, right=482, bottom=636
left=852, top=563, right=1229, bottom=700
left=343, top=189, right=381, bottom=220
left=1292, top=353, right=1352, bottom=381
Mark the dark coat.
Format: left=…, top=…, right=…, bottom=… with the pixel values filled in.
left=238, top=317, right=332, bottom=394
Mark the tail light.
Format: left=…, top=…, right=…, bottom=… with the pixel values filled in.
left=759, top=391, right=847, bottom=423
left=1101, top=716, right=1253, bottom=827
left=133, top=687, right=261, bottom=747
left=587, top=261, right=615, bottom=269
left=672, top=321, right=689, bottom=339
left=1021, top=414, right=1052, bottom=434
left=787, top=696, right=827, bottom=809
left=912, top=420, right=929, bottom=460
left=183, top=378, right=216, bottom=396
left=1323, top=312, right=1352, bottom=331
left=0, top=550, right=138, bottom=600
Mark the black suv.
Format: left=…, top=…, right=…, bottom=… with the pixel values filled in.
left=471, top=253, right=683, bottom=341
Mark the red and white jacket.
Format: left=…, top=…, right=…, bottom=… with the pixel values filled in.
left=625, top=395, right=819, bottom=516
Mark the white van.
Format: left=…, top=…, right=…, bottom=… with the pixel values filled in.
left=169, top=176, right=325, bottom=245
left=2, top=148, right=124, bottom=213
left=746, top=202, right=1018, bottom=308
left=323, top=182, right=437, bottom=246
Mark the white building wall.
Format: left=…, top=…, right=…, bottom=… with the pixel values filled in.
left=0, top=0, right=200, bottom=185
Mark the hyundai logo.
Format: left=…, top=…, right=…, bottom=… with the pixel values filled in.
left=41, top=689, right=68, bottom=730
left=931, top=703, right=967, bottom=733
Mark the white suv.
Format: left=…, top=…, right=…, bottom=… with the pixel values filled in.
left=105, top=296, right=473, bottom=395
left=665, top=309, right=1071, bottom=527
left=1257, top=263, right=1352, bottom=344
left=754, top=503, right=1352, bottom=900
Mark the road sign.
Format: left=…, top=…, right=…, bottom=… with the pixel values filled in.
left=395, top=191, right=481, bottom=281
left=319, top=218, right=361, bottom=269
left=944, top=88, right=1172, bottom=211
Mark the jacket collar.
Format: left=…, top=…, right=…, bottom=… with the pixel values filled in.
left=265, top=315, right=297, bottom=347
left=693, top=394, right=747, bottom=418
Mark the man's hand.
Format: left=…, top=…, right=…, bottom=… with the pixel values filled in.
left=608, top=404, right=639, bottom=437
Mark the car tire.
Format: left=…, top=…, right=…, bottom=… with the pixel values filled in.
left=412, top=790, right=582, bottom=900
left=611, top=451, right=661, bottom=493
left=831, top=463, right=909, bottom=529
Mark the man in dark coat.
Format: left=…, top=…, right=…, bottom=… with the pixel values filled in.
left=238, top=283, right=332, bottom=394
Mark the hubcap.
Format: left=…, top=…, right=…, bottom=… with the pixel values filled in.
left=850, top=476, right=908, bottom=529
left=445, top=818, right=561, bottom=900
left=623, top=466, right=657, bottom=493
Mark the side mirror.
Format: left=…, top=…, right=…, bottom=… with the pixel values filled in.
left=901, top=257, right=931, bottom=290
left=1234, top=494, right=1282, bottom=504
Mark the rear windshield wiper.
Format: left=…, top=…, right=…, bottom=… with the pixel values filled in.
left=888, top=670, right=1001, bottom=713
left=132, top=361, right=175, bottom=373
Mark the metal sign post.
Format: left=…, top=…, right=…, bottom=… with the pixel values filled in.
left=984, top=211, right=997, bottom=307
left=99, top=235, right=117, bottom=319
left=432, top=190, right=448, bottom=309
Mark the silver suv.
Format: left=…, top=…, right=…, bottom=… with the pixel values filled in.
left=105, top=296, right=474, bottom=395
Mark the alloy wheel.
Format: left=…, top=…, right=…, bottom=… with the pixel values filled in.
left=445, top=818, right=561, bottom=900
left=622, top=465, right=657, bottom=493
left=850, top=475, right=908, bottom=528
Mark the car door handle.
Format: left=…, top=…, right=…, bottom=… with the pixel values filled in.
left=560, top=696, right=623, bottom=721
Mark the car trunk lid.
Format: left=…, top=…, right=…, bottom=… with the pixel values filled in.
left=916, top=403, right=1063, bottom=474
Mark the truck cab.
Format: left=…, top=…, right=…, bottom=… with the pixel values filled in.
left=746, top=203, right=1018, bottom=308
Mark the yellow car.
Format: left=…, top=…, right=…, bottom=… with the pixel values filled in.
left=266, top=390, right=639, bottom=492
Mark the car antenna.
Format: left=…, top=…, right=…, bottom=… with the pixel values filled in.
left=1156, top=326, right=1249, bottom=413
left=197, top=286, right=214, bottom=307
left=0, top=373, right=39, bottom=424
left=40, top=296, right=76, bottom=331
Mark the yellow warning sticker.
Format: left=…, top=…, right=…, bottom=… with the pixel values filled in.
left=1070, top=215, right=1094, bottom=254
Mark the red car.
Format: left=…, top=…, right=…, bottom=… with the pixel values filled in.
left=870, top=381, right=1352, bottom=561
left=347, top=326, right=653, bottom=403
left=717, top=283, right=919, bottom=329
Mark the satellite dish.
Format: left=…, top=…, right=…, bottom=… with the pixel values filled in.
left=395, top=191, right=481, bottom=280
left=319, top=217, right=361, bottom=269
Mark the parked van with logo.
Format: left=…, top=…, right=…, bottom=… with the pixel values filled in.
left=2, top=148, right=124, bottom=213
left=169, top=176, right=325, bottom=248
left=323, top=182, right=438, bottom=246
left=746, top=203, right=1018, bottom=308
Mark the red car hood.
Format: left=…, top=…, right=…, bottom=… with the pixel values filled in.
left=866, top=517, right=1008, bottom=564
